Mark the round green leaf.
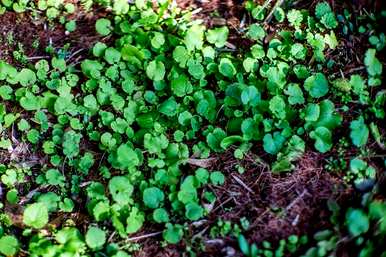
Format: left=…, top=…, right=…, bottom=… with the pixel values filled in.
left=85, top=226, right=106, bottom=250
left=95, top=18, right=112, bottom=36
left=346, top=209, right=369, bottom=236
left=146, top=60, right=165, bottom=81
left=185, top=202, right=203, bottom=221
left=143, top=187, right=164, bottom=209
left=108, top=176, right=134, bottom=205
left=0, top=235, right=19, bottom=256
left=310, top=126, right=332, bottom=153
left=304, top=73, right=329, bottom=98
left=18, top=68, right=36, bottom=86
left=153, top=208, right=169, bottom=223
left=350, top=116, right=369, bottom=147
left=219, top=58, right=236, bottom=78
left=23, top=203, right=49, bottom=229
left=163, top=224, right=183, bottom=244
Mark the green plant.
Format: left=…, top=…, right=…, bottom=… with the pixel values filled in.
left=238, top=234, right=308, bottom=257
left=0, top=0, right=384, bottom=256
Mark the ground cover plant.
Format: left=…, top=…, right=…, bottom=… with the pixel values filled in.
left=0, top=0, right=385, bottom=256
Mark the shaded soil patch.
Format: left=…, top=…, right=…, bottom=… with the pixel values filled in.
left=175, top=0, right=244, bottom=28
left=131, top=151, right=350, bottom=257
left=0, top=10, right=103, bottom=65
left=175, top=0, right=252, bottom=49
left=201, top=152, right=349, bottom=254
left=0, top=12, right=45, bottom=64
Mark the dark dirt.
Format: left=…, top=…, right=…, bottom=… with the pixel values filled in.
left=175, top=0, right=244, bottom=27
left=130, top=151, right=351, bottom=257
left=203, top=152, right=350, bottom=253
left=0, top=10, right=103, bottom=65
left=0, top=12, right=45, bottom=64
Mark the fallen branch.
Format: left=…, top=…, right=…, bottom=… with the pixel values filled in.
left=186, top=158, right=216, bottom=168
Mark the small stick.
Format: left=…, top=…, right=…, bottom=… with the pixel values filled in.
left=67, top=48, right=85, bottom=62
left=285, top=189, right=309, bottom=211
left=124, top=231, right=162, bottom=242
left=27, top=56, right=50, bottom=60
left=108, top=231, right=116, bottom=243
left=259, top=0, right=275, bottom=18
left=212, top=197, right=233, bottom=213
left=231, top=174, right=255, bottom=194
left=264, top=0, right=285, bottom=24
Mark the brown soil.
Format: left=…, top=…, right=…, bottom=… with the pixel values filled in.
left=131, top=151, right=350, bottom=257
left=0, top=10, right=103, bottom=65
left=204, top=152, right=349, bottom=253
left=175, top=0, right=244, bottom=27
left=0, top=12, right=45, bottom=64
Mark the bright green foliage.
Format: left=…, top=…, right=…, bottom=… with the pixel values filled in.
left=95, top=18, right=112, bottom=36
left=284, top=83, right=305, bottom=105
left=315, top=2, right=332, bottom=19
left=151, top=32, right=165, bottom=49
left=364, top=49, right=382, bottom=77
left=108, top=176, right=134, bottom=205
left=171, top=75, right=193, bottom=97
left=185, top=25, right=205, bottom=51
left=46, top=169, right=65, bottom=186
left=310, top=127, right=332, bottom=153
left=315, top=2, right=337, bottom=29
left=304, top=73, right=329, bottom=98
left=163, top=224, right=183, bottom=244
left=185, top=202, right=204, bottom=220
left=85, top=227, right=106, bottom=250
left=23, top=203, right=49, bottom=229
left=219, top=58, right=236, bottom=78
left=0, top=85, right=13, bottom=100
left=62, top=130, right=81, bottom=158
left=0, top=0, right=384, bottom=255
left=126, top=207, right=145, bottom=234
left=291, top=43, right=307, bottom=60
left=321, top=12, right=338, bottom=29
left=287, top=9, right=303, bottom=27
left=0, top=235, right=19, bottom=256
left=153, top=208, right=169, bottom=223
left=206, top=27, right=229, bottom=47
left=251, top=5, right=265, bottom=20
left=346, top=209, right=369, bottom=236
left=274, top=7, right=285, bottom=22
left=18, top=68, right=36, bottom=86
left=269, top=95, right=286, bottom=119
left=350, top=116, right=369, bottom=147
left=173, top=46, right=189, bottom=67
left=146, top=60, right=165, bottom=81
left=263, top=133, right=285, bottom=155
left=210, top=171, right=225, bottom=185
left=349, top=158, right=376, bottom=186
left=143, top=187, right=165, bottom=209
left=248, top=24, right=266, bottom=41
left=115, top=144, right=140, bottom=169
